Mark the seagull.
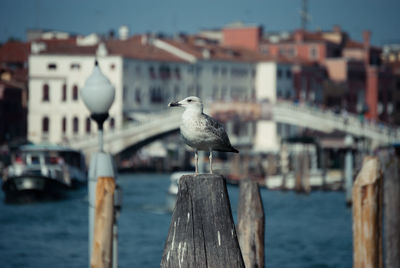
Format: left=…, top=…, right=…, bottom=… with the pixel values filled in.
left=168, top=96, right=239, bottom=174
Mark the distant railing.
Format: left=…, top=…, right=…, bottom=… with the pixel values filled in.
left=69, top=100, right=400, bottom=155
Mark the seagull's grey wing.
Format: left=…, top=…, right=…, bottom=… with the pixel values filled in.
left=201, top=113, right=233, bottom=148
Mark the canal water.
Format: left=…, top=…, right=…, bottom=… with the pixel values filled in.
left=0, top=173, right=352, bottom=267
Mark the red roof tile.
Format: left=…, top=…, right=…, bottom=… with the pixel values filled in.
left=344, top=40, right=364, bottom=49
left=0, top=41, right=30, bottom=62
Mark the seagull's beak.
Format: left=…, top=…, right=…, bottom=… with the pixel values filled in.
left=168, top=101, right=181, bottom=107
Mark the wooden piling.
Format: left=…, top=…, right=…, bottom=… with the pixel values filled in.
left=161, top=174, right=244, bottom=268
left=294, top=153, right=303, bottom=192
left=91, top=177, right=116, bottom=268
left=352, top=157, right=383, bottom=268
left=379, top=150, right=400, bottom=268
left=237, top=179, right=265, bottom=268
left=295, top=152, right=310, bottom=194
left=302, top=152, right=311, bottom=193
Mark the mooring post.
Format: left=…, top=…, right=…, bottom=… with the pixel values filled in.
left=294, top=152, right=303, bottom=192
left=237, top=179, right=265, bottom=268
left=302, top=151, right=311, bottom=194
left=352, top=156, right=383, bottom=268
left=379, top=148, right=400, bottom=268
left=280, top=143, right=289, bottom=190
left=161, top=174, right=244, bottom=268
left=91, top=177, right=116, bottom=268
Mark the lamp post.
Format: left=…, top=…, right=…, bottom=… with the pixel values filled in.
left=81, top=60, right=117, bottom=266
left=344, top=134, right=354, bottom=206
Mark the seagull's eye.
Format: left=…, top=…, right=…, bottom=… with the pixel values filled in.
left=187, top=99, right=192, bottom=102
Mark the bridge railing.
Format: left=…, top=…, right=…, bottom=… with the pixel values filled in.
left=275, top=100, right=400, bottom=142
left=68, top=109, right=182, bottom=151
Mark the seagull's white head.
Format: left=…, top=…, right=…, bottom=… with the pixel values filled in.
left=168, top=96, right=203, bottom=113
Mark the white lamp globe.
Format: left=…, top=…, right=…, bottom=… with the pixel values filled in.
left=81, top=61, right=115, bottom=114
left=344, top=135, right=354, bottom=147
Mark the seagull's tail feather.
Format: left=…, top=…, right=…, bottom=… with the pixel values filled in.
left=231, top=147, right=239, bottom=153
left=215, top=147, right=239, bottom=153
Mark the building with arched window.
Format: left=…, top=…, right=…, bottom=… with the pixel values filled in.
left=28, top=32, right=297, bottom=153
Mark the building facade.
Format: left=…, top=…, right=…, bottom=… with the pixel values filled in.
left=28, top=33, right=295, bottom=153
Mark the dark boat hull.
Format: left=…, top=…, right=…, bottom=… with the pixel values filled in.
left=2, top=176, right=71, bottom=203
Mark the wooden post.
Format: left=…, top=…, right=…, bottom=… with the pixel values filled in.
left=320, top=148, right=328, bottom=190
left=295, top=153, right=303, bottom=192
left=280, top=144, right=289, bottom=190
left=161, top=174, right=245, bottom=268
left=352, top=157, right=383, bottom=268
left=237, top=179, right=265, bottom=268
left=91, top=177, right=116, bottom=268
left=379, top=149, right=400, bottom=268
left=302, top=152, right=311, bottom=194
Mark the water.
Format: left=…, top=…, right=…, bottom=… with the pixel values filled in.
left=0, top=173, right=352, bottom=268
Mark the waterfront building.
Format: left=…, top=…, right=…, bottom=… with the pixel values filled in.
left=27, top=28, right=296, bottom=153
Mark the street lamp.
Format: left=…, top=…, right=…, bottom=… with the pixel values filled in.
left=81, top=60, right=117, bottom=266
left=81, top=60, right=115, bottom=151
left=344, top=134, right=354, bottom=206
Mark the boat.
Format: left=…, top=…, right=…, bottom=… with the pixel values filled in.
left=166, top=171, right=193, bottom=211
left=1, top=144, right=87, bottom=203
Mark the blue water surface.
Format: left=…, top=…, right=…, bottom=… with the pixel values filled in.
left=0, top=173, right=352, bottom=268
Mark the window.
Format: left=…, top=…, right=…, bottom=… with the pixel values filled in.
left=73, top=117, right=79, bottom=134
left=70, top=63, right=80, bottom=70
left=261, top=46, right=269, bottom=55
left=47, top=63, right=57, bottom=70
left=62, top=117, right=67, bottom=134
left=230, top=68, right=248, bottom=78
left=109, top=118, right=115, bottom=130
left=159, top=65, right=171, bottom=79
left=42, top=84, right=49, bottom=101
left=150, top=87, right=163, bottom=103
left=233, top=120, right=241, bottom=136
left=135, top=88, right=141, bottom=103
left=62, top=84, right=67, bottom=101
left=175, top=67, right=181, bottom=79
left=42, top=117, right=49, bottom=134
left=149, top=66, right=156, bottom=79
left=85, top=117, right=91, bottom=134
left=287, top=48, right=295, bottom=57
left=310, top=46, right=318, bottom=59
left=277, top=69, right=282, bottom=79
left=72, top=85, right=79, bottom=101
left=286, top=70, right=292, bottom=78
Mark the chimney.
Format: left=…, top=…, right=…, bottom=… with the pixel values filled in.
left=363, top=30, right=371, bottom=65
left=222, top=24, right=262, bottom=51
left=294, top=30, right=304, bottom=43
left=332, top=25, right=341, bottom=33
left=118, top=25, right=129, bottom=40
left=365, top=66, right=378, bottom=120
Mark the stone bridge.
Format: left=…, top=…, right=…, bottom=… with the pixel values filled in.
left=69, top=101, right=400, bottom=156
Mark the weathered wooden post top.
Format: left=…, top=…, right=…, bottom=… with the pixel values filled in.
left=161, top=174, right=245, bottom=268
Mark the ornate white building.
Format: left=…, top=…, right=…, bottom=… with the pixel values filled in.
left=28, top=31, right=296, bottom=153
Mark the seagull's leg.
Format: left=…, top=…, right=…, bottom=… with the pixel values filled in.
left=209, top=150, right=213, bottom=174
left=195, top=150, right=198, bottom=174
